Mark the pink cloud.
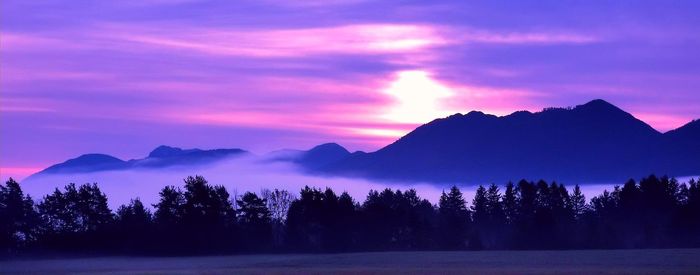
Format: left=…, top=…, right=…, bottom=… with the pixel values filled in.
left=0, top=98, right=57, bottom=113
left=0, top=167, right=42, bottom=181
left=1, top=24, right=599, bottom=61
left=1, top=68, right=113, bottom=83
left=0, top=32, right=88, bottom=52
left=463, top=30, right=598, bottom=44
left=107, top=23, right=448, bottom=57
left=104, top=24, right=597, bottom=58
left=632, top=112, right=693, bottom=132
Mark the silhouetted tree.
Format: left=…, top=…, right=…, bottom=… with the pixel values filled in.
left=637, top=175, right=675, bottom=247
left=178, top=176, right=236, bottom=252
left=4, top=174, right=700, bottom=255
left=514, top=180, right=538, bottom=244
left=550, top=182, right=574, bottom=248
left=396, top=189, right=435, bottom=250
left=335, top=191, right=359, bottom=250
left=471, top=186, right=487, bottom=223
left=0, top=178, right=39, bottom=252
left=37, top=183, right=113, bottom=250
left=214, top=185, right=236, bottom=226
left=503, top=182, right=518, bottom=224
left=117, top=198, right=152, bottom=228
left=359, top=188, right=435, bottom=251
left=150, top=176, right=236, bottom=253
left=570, top=184, right=587, bottom=219
left=286, top=187, right=360, bottom=252
left=153, top=185, right=183, bottom=225
left=115, top=198, right=152, bottom=252
left=287, top=187, right=326, bottom=251
left=615, top=179, right=643, bottom=247
left=677, top=178, right=700, bottom=246
left=77, top=183, right=113, bottom=232
left=589, top=187, right=621, bottom=248
left=471, top=184, right=506, bottom=249
left=237, top=192, right=271, bottom=250
left=437, top=186, right=470, bottom=249
left=237, top=192, right=271, bottom=224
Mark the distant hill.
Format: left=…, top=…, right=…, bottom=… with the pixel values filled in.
left=133, top=146, right=248, bottom=168
left=661, top=119, right=700, bottom=176
left=31, top=145, right=249, bottom=178
left=294, top=143, right=351, bottom=170
left=39, top=154, right=130, bottom=174
left=263, top=143, right=351, bottom=170
left=319, top=99, right=699, bottom=183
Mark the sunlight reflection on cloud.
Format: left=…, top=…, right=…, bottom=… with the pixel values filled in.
left=382, top=70, right=455, bottom=124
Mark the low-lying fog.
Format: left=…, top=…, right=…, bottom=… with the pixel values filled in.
left=20, top=155, right=449, bottom=208
left=15, top=155, right=698, bottom=209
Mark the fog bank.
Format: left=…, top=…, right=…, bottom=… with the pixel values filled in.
left=16, top=156, right=684, bottom=209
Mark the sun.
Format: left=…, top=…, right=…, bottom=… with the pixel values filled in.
left=382, top=70, right=454, bottom=123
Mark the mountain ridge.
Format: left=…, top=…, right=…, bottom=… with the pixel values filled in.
left=31, top=145, right=250, bottom=177
left=28, top=99, right=700, bottom=184
left=320, top=99, right=697, bottom=183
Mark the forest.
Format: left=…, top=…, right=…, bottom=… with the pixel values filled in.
left=1, top=174, right=699, bottom=255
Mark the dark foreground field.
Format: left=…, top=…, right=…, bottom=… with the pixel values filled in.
left=2, top=249, right=699, bottom=274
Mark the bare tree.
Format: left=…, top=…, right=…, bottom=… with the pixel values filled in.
left=231, top=188, right=240, bottom=211
left=260, top=188, right=295, bottom=223
left=261, top=188, right=296, bottom=247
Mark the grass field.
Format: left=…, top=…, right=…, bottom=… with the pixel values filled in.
left=2, top=249, right=699, bottom=274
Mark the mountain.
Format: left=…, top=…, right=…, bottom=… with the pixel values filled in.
left=662, top=119, right=700, bottom=175
left=134, top=145, right=248, bottom=168
left=264, top=143, right=351, bottom=170
left=30, top=145, right=249, bottom=178
left=295, top=143, right=351, bottom=170
left=40, top=154, right=129, bottom=174
left=320, top=99, right=698, bottom=183
left=665, top=119, right=700, bottom=146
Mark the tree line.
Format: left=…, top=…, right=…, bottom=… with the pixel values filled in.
left=1, top=174, right=699, bottom=255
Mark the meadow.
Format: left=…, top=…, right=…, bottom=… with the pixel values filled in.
left=2, top=249, right=699, bottom=274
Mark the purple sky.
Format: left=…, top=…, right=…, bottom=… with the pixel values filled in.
left=2, top=1, right=700, bottom=180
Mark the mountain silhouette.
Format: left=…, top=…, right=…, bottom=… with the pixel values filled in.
left=263, top=143, right=351, bottom=170
left=31, top=145, right=248, bottom=177
left=319, top=99, right=698, bottom=183
left=28, top=99, right=699, bottom=184
left=135, top=146, right=248, bottom=168
left=295, top=143, right=351, bottom=169
left=148, top=145, right=202, bottom=158
left=40, top=154, right=129, bottom=174
left=662, top=119, right=700, bottom=175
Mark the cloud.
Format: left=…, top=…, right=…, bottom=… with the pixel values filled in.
left=2, top=23, right=599, bottom=59
left=0, top=167, right=42, bottom=180
left=463, top=29, right=598, bottom=44
left=0, top=33, right=80, bottom=52
left=98, top=24, right=599, bottom=59
left=100, top=23, right=448, bottom=58
left=633, top=112, right=695, bottom=132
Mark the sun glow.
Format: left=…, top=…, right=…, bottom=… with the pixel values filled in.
left=382, top=70, right=454, bottom=123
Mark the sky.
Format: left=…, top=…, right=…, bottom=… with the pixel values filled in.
left=2, top=0, right=700, bottom=180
